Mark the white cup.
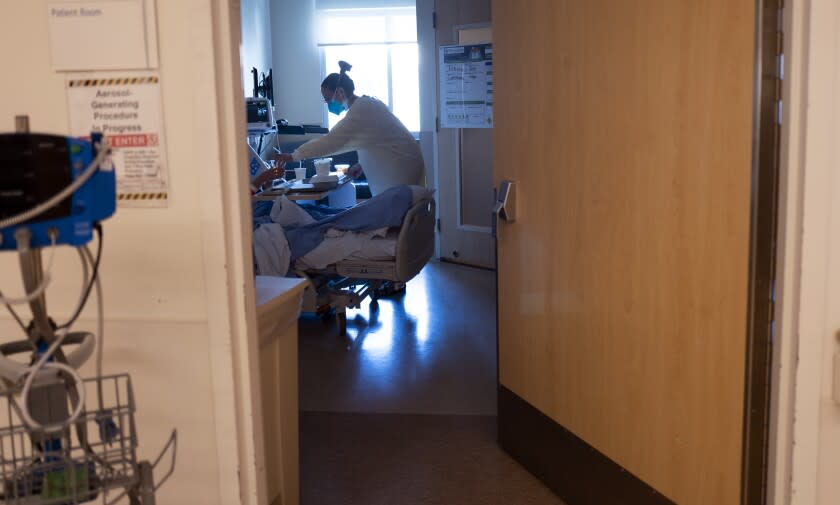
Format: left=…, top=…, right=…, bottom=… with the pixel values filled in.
left=294, top=167, right=307, bottom=180
left=314, top=158, right=331, bottom=177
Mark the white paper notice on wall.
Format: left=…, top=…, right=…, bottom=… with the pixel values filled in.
left=439, top=44, right=493, bottom=129
left=66, top=73, right=169, bottom=207
left=47, top=1, right=151, bottom=71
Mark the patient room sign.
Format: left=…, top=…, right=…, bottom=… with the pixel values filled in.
left=66, top=72, right=169, bottom=207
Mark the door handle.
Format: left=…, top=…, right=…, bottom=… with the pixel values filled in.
left=492, top=180, right=516, bottom=237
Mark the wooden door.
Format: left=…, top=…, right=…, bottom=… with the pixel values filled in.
left=493, top=1, right=765, bottom=504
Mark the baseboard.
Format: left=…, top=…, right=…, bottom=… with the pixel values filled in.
left=498, top=386, right=676, bottom=505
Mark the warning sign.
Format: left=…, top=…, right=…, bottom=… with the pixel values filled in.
left=67, top=73, right=169, bottom=207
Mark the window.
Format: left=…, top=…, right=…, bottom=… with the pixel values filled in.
left=317, top=7, right=420, bottom=133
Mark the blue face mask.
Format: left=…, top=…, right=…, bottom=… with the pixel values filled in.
left=327, top=99, right=345, bottom=115
left=327, top=87, right=346, bottom=115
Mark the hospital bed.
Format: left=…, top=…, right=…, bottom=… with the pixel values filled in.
left=294, top=197, right=436, bottom=336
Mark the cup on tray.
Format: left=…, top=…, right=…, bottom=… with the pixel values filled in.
left=313, top=158, right=332, bottom=177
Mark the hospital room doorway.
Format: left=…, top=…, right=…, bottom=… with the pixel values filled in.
left=242, top=0, right=780, bottom=503
left=252, top=0, right=516, bottom=503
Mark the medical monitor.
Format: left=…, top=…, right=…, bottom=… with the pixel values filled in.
left=246, top=97, right=275, bottom=132
left=0, top=131, right=115, bottom=249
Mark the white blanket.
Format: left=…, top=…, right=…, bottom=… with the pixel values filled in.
left=254, top=188, right=435, bottom=275
left=253, top=223, right=291, bottom=276
left=296, top=227, right=389, bottom=270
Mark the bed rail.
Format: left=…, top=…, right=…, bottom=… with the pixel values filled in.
left=394, top=198, right=436, bottom=282
left=298, top=197, right=436, bottom=336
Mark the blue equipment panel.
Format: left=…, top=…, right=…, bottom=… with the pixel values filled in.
left=0, top=132, right=116, bottom=249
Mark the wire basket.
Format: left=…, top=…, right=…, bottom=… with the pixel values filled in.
left=0, top=374, right=138, bottom=505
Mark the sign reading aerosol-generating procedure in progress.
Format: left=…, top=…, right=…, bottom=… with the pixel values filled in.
left=66, top=73, right=169, bottom=206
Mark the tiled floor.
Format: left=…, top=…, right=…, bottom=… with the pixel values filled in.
left=298, top=260, right=565, bottom=505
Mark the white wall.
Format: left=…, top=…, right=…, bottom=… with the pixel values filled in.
left=0, top=1, right=256, bottom=503
left=270, top=0, right=324, bottom=125
left=241, top=0, right=274, bottom=96
left=791, top=0, right=840, bottom=502
left=776, top=0, right=840, bottom=504
left=769, top=0, right=807, bottom=502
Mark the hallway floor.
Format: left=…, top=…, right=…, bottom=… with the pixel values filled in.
left=298, top=260, right=565, bottom=505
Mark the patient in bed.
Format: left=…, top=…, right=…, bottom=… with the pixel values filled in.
left=252, top=185, right=433, bottom=277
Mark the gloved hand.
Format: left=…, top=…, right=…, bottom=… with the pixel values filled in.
left=347, top=163, right=363, bottom=179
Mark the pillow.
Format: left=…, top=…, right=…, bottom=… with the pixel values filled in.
left=270, top=195, right=316, bottom=227
left=409, top=185, right=436, bottom=204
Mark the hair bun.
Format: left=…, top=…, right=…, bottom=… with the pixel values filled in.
left=338, top=61, right=352, bottom=73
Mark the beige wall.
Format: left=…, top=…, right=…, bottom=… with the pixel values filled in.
left=776, top=0, right=840, bottom=504
left=0, top=1, right=257, bottom=503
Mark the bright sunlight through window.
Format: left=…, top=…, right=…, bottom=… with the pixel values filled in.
left=317, top=7, right=420, bottom=133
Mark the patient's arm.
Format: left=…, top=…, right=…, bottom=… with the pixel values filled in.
left=250, top=163, right=286, bottom=193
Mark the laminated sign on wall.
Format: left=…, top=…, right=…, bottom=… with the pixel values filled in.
left=66, top=73, right=169, bottom=206
left=439, top=43, right=493, bottom=128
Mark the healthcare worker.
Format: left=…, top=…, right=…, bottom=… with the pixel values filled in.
left=274, top=61, right=425, bottom=196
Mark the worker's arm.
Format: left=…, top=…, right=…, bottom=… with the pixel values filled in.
left=289, top=109, right=365, bottom=161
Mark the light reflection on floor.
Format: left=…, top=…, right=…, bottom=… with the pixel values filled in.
left=356, top=301, right=394, bottom=357
left=298, top=260, right=497, bottom=415
left=299, top=262, right=566, bottom=504
left=344, top=278, right=433, bottom=380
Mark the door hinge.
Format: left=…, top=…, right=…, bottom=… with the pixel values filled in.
left=436, top=218, right=441, bottom=232
left=435, top=116, right=440, bottom=132
left=433, top=11, right=437, bottom=29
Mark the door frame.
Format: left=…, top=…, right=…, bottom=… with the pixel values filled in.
left=210, top=0, right=269, bottom=503
left=772, top=0, right=840, bottom=503
left=742, top=0, right=783, bottom=503
left=417, top=0, right=440, bottom=257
